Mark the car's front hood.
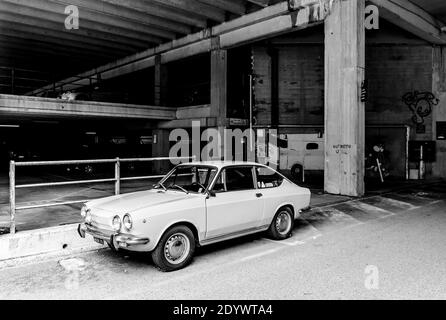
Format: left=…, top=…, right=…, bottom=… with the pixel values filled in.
left=87, top=189, right=196, bottom=214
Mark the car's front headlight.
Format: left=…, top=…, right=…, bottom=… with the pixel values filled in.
left=85, top=209, right=92, bottom=224
left=80, top=205, right=88, bottom=218
left=112, top=215, right=121, bottom=231
left=123, top=214, right=133, bottom=231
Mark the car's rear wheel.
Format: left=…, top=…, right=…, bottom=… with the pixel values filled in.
left=291, top=164, right=304, bottom=182
left=152, top=225, right=196, bottom=272
left=267, top=207, right=294, bottom=240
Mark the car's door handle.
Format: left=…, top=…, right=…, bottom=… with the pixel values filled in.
left=256, top=193, right=263, bottom=198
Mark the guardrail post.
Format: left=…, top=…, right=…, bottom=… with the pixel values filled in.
left=9, top=161, right=16, bottom=234
left=115, top=158, right=121, bottom=195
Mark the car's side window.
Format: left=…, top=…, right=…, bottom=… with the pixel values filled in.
left=224, top=166, right=255, bottom=192
left=256, top=166, right=284, bottom=189
left=212, top=172, right=226, bottom=193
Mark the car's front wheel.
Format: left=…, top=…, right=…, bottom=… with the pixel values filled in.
left=152, top=225, right=196, bottom=272
left=267, top=207, right=294, bottom=240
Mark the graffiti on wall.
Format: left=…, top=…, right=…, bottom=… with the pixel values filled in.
left=402, top=91, right=439, bottom=125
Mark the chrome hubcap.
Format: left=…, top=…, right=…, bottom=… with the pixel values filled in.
left=276, top=212, right=292, bottom=235
left=164, top=233, right=190, bottom=265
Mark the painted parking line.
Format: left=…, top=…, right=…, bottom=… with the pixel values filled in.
left=267, top=233, right=323, bottom=247
left=412, top=191, right=446, bottom=200
left=348, top=200, right=394, bottom=217
left=375, top=195, right=419, bottom=210
left=332, top=202, right=386, bottom=222
left=381, top=193, right=429, bottom=208
left=301, top=206, right=362, bottom=232
left=359, top=196, right=410, bottom=213
left=239, top=248, right=282, bottom=261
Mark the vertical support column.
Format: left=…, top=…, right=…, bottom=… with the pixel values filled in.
left=211, top=44, right=228, bottom=160
left=211, top=46, right=228, bottom=126
left=9, top=161, right=16, bottom=234
left=152, top=129, right=171, bottom=174
left=115, top=158, right=120, bottom=195
left=324, top=0, right=366, bottom=197
left=154, top=55, right=168, bottom=106
left=432, top=46, right=446, bottom=178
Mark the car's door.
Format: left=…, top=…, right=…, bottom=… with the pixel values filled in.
left=255, top=165, right=288, bottom=226
left=205, top=166, right=265, bottom=239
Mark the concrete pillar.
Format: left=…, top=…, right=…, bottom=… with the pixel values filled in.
left=211, top=48, right=228, bottom=127
left=210, top=48, right=228, bottom=160
left=324, top=0, right=366, bottom=196
left=152, top=129, right=171, bottom=174
left=154, top=55, right=168, bottom=106
left=432, top=46, right=446, bottom=178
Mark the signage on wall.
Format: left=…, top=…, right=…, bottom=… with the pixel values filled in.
left=229, top=118, right=249, bottom=126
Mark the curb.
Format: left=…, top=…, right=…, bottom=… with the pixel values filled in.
left=0, top=224, right=105, bottom=267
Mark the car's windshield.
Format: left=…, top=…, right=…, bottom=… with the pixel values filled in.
left=157, top=165, right=218, bottom=194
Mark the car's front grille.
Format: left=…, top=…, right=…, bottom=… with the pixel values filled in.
left=90, top=208, right=114, bottom=231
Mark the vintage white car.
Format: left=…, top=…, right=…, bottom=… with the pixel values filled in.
left=78, top=161, right=311, bottom=271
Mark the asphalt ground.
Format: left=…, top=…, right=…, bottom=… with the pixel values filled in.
left=0, top=183, right=445, bottom=299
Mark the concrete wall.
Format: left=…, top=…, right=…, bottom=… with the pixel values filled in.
left=365, top=45, right=433, bottom=140
left=251, top=23, right=443, bottom=178
left=252, top=44, right=325, bottom=126
left=432, top=47, right=446, bottom=178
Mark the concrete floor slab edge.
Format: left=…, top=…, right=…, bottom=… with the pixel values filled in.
left=0, top=224, right=105, bottom=263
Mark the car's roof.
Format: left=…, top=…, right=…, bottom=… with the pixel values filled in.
left=180, top=161, right=266, bottom=169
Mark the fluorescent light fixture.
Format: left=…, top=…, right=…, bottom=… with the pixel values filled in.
left=0, top=125, right=20, bottom=128
left=85, top=132, right=97, bottom=135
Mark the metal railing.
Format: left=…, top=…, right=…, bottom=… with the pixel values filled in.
left=8, top=156, right=194, bottom=234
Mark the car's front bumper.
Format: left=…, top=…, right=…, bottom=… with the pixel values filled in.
left=78, top=223, right=150, bottom=250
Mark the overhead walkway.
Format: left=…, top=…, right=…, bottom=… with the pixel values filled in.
left=0, top=94, right=176, bottom=120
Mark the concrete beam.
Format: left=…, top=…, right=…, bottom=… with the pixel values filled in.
left=0, top=24, right=138, bottom=55
left=100, top=0, right=208, bottom=28
left=0, top=31, right=124, bottom=60
left=0, top=37, right=117, bottom=62
left=324, top=0, right=365, bottom=197
left=28, top=0, right=332, bottom=96
left=0, top=12, right=162, bottom=49
left=15, top=0, right=193, bottom=35
left=196, top=0, right=246, bottom=15
left=369, top=0, right=446, bottom=44
left=2, top=0, right=177, bottom=41
left=0, top=94, right=177, bottom=120
left=247, top=0, right=270, bottom=8
left=149, top=0, right=227, bottom=22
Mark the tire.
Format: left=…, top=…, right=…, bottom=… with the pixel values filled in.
left=151, top=225, right=196, bottom=272
left=267, top=207, right=294, bottom=240
left=291, top=164, right=304, bottom=182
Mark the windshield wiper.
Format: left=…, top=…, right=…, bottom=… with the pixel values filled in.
left=168, top=184, right=189, bottom=194
left=154, top=182, right=167, bottom=191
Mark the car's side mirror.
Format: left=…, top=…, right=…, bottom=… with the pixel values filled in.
left=207, top=190, right=216, bottom=198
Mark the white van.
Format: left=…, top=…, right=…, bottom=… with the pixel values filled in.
left=278, top=133, right=324, bottom=181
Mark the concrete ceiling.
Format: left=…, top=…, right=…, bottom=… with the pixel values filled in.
left=0, top=0, right=280, bottom=94
left=1, top=0, right=446, bottom=95
left=409, top=0, right=446, bottom=19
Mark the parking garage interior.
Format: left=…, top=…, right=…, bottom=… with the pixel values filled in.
left=1, top=0, right=446, bottom=202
